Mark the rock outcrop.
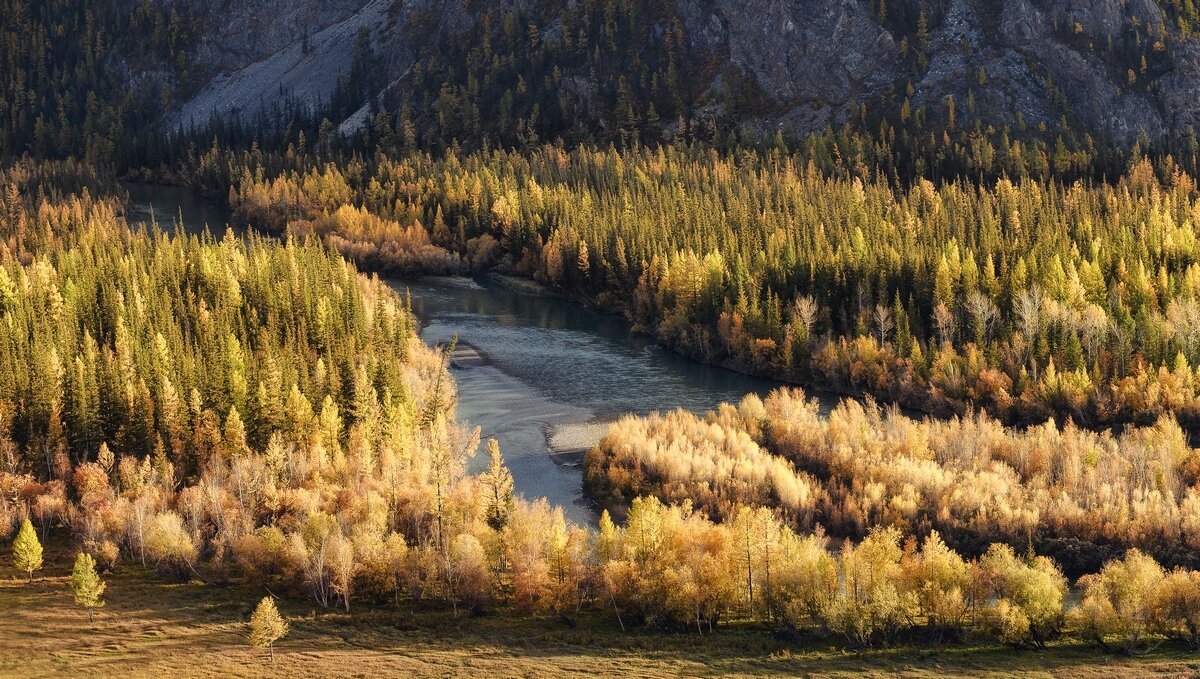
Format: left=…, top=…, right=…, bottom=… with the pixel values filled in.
left=157, top=0, right=1200, bottom=145
left=680, top=0, right=1200, bottom=144
left=160, top=0, right=393, bottom=130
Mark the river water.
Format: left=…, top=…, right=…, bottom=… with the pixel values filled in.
left=401, top=277, right=827, bottom=524
left=125, top=185, right=839, bottom=525
left=124, top=182, right=240, bottom=236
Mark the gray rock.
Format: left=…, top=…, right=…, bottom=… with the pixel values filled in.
left=155, top=0, right=1200, bottom=146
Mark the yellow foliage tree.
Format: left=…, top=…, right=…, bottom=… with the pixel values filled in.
left=249, top=596, right=289, bottom=662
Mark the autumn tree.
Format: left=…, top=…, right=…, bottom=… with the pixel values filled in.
left=1150, top=569, right=1200, bottom=649
left=249, top=596, right=289, bottom=663
left=1073, top=549, right=1165, bottom=654
left=826, top=526, right=914, bottom=646
left=329, top=529, right=355, bottom=612
left=772, top=529, right=836, bottom=630
left=480, top=439, right=514, bottom=531
left=447, top=533, right=490, bottom=615
left=145, top=511, right=198, bottom=579
left=901, top=531, right=970, bottom=640
left=70, top=551, right=106, bottom=623
left=979, top=544, right=1067, bottom=649
left=291, top=512, right=337, bottom=607
left=12, top=518, right=42, bottom=582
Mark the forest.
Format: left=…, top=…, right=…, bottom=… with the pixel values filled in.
left=160, top=141, right=1200, bottom=434
left=6, top=0, right=1200, bottom=673
left=585, top=389, right=1200, bottom=577
left=2, top=154, right=1200, bottom=664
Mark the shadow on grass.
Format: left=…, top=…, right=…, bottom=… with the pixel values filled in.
left=3, top=533, right=1200, bottom=678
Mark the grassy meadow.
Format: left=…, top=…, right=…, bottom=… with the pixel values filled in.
left=1, top=535, right=1197, bottom=678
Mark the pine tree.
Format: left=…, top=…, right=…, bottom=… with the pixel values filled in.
left=249, top=596, right=289, bottom=662
left=934, top=255, right=956, bottom=310
left=223, top=407, right=249, bottom=458
left=70, top=552, right=106, bottom=623
left=1063, top=330, right=1084, bottom=372
left=12, top=518, right=43, bottom=582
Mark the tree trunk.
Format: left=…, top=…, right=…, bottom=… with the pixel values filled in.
left=608, top=592, right=625, bottom=631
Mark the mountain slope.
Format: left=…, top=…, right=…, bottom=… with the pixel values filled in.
left=3, top=0, right=1198, bottom=161
left=153, top=0, right=1200, bottom=147
left=161, top=0, right=393, bottom=131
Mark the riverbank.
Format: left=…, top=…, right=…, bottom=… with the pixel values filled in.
left=118, top=181, right=961, bottom=432
left=482, top=272, right=552, bottom=297
left=399, top=275, right=799, bottom=525
left=546, top=420, right=615, bottom=465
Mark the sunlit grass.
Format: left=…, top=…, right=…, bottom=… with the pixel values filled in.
left=3, top=535, right=1199, bottom=678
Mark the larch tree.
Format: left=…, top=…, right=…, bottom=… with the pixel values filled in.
left=12, top=518, right=43, bottom=582
left=249, top=596, right=289, bottom=663
left=576, top=240, right=590, bottom=283
left=480, top=438, right=514, bottom=531
left=70, top=551, right=106, bottom=623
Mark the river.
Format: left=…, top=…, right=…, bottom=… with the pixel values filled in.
left=125, top=184, right=840, bottom=525
left=124, top=182, right=239, bottom=235
left=401, top=277, right=833, bottom=524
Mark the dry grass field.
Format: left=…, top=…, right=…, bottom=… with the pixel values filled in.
left=3, top=535, right=1199, bottom=678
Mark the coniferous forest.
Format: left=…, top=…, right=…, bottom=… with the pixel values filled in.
left=7, top=0, right=1200, bottom=676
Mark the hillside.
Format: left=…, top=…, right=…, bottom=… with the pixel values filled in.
left=142, top=0, right=1200, bottom=146
left=5, top=0, right=1200, bottom=162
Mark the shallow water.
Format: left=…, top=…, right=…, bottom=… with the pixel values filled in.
left=127, top=184, right=844, bottom=525
left=401, top=277, right=841, bottom=525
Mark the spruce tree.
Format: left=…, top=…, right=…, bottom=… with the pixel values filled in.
left=12, top=518, right=43, bottom=582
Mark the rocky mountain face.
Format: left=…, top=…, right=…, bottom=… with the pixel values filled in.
left=157, top=0, right=1200, bottom=146
left=157, top=0, right=392, bottom=130
left=904, top=0, right=1200, bottom=143
left=159, top=0, right=372, bottom=73
left=655, top=0, right=1200, bottom=144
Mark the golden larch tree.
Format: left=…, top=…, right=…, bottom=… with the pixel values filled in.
left=70, top=551, right=106, bottom=623
left=12, top=518, right=43, bottom=582
left=249, top=596, right=289, bottom=662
